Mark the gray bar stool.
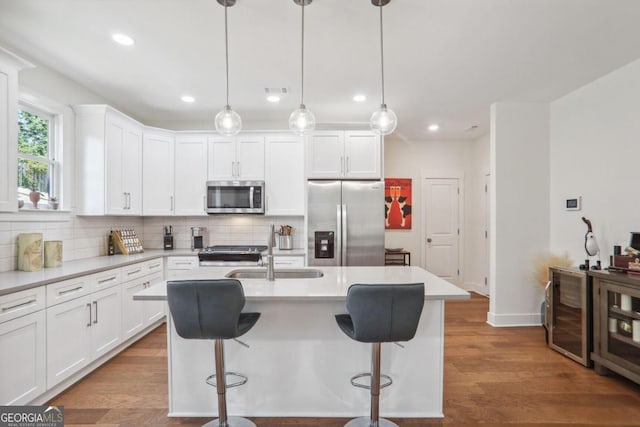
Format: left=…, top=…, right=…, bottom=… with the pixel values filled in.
left=335, top=283, right=425, bottom=427
left=167, top=279, right=260, bottom=427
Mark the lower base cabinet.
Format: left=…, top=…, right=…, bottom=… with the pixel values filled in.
left=0, top=310, right=46, bottom=405
left=122, top=271, right=164, bottom=340
left=46, top=286, right=122, bottom=389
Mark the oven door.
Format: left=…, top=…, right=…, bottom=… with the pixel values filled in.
left=206, top=181, right=264, bottom=214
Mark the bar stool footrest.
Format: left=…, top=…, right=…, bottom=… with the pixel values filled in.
left=344, top=416, right=398, bottom=427
left=349, top=372, right=393, bottom=390
left=206, top=371, right=248, bottom=389
left=203, top=416, right=257, bottom=427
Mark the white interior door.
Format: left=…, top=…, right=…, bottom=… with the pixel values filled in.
left=423, top=178, right=460, bottom=283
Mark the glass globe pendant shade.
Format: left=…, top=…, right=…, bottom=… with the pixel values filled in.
left=289, top=104, right=316, bottom=135
left=370, top=104, right=397, bottom=135
left=215, top=105, right=242, bottom=136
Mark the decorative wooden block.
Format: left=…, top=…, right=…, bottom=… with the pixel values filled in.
left=44, top=240, right=63, bottom=268
left=18, top=233, right=43, bottom=272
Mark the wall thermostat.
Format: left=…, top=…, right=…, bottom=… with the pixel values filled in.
left=565, top=196, right=582, bottom=211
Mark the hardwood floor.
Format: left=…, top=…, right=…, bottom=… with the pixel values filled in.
left=49, top=293, right=640, bottom=426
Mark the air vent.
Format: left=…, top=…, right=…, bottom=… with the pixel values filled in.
left=465, top=125, right=480, bottom=132
left=265, top=88, right=288, bottom=95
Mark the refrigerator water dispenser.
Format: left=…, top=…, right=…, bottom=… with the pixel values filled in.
left=314, top=231, right=334, bottom=259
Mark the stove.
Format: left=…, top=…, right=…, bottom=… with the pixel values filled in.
left=198, top=245, right=268, bottom=266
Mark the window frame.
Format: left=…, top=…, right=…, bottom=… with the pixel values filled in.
left=17, top=100, right=62, bottom=210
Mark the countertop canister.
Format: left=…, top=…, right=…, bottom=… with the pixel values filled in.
left=44, top=240, right=63, bottom=268
left=18, top=233, right=43, bottom=272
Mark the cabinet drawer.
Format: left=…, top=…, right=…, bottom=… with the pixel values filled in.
left=273, top=256, right=305, bottom=267
left=92, top=268, right=122, bottom=291
left=122, top=263, right=146, bottom=281
left=47, top=276, right=91, bottom=307
left=0, top=286, right=45, bottom=324
left=144, top=258, right=164, bottom=275
left=167, top=256, right=198, bottom=270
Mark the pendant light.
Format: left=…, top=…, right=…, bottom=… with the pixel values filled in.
left=215, top=0, right=242, bottom=136
left=289, top=0, right=316, bottom=135
left=369, top=0, right=397, bottom=135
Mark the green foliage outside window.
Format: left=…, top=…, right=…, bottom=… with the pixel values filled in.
left=18, top=109, right=50, bottom=192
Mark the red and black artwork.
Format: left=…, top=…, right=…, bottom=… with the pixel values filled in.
left=384, top=178, right=412, bottom=229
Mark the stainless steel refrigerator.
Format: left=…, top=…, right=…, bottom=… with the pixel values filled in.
left=307, top=180, right=385, bottom=266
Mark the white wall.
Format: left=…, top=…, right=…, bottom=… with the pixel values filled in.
left=384, top=137, right=488, bottom=289
left=550, top=57, right=640, bottom=263
left=489, top=102, right=550, bottom=326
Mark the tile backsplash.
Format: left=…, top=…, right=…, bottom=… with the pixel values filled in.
left=0, top=215, right=304, bottom=273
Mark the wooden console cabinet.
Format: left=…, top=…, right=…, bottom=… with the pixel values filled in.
left=590, top=270, right=640, bottom=385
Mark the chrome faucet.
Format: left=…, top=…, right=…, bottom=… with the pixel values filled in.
left=266, top=224, right=276, bottom=281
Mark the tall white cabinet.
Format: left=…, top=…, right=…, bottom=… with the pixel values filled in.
left=174, top=134, right=208, bottom=215
left=0, top=47, right=32, bottom=212
left=75, top=105, right=143, bottom=215
left=142, top=129, right=175, bottom=215
left=265, top=135, right=305, bottom=216
left=307, top=130, right=381, bottom=179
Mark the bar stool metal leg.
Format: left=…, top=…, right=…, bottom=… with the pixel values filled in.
left=345, top=343, right=398, bottom=427
left=203, top=339, right=256, bottom=427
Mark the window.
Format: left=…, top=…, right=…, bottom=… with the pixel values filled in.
left=17, top=103, right=60, bottom=209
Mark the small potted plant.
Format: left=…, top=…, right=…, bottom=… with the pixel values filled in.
left=29, top=189, right=41, bottom=209
left=50, top=197, right=59, bottom=210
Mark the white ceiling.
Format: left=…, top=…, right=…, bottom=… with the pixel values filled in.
left=1, top=0, right=640, bottom=141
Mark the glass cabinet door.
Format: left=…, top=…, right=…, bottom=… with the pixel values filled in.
left=602, top=282, right=640, bottom=368
left=550, top=270, right=586, bottom=362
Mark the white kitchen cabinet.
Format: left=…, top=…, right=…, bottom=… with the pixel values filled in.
left=46, top=285, right=122, bottom=388
left=265, top=135, right=305, bottom=216
left=0, top=310, right=46, bottom=405
left=307, top=130, right=381, bottom=179
left=175, top=134, right=208, bottom=215
left=143, top=129, right=175, bottom=215
left=122, top=268, right=164, bottom=340
left=75, top=105, right=143, bottom=215
left=0, top=48, right=31, bottom=212
left=166, top=256, right=198, bottom=279
left=208, top=135, right=264, bottom=180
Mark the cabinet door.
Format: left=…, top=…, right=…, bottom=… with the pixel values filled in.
left=175, top=135, right=208, bottom=215
left=143, top=272, right=166, bottom=325
left=344, top=131, right=381, bottom=178
left=207, top=137, right=236, bottom=180
left=143, top=131, right=175, bottom=215
left=236, top=136, right=265, bottom=180
left=265, top=136, right=304, bottom=216
left=105, top=114, right=127, bottom=215
left=0, top=53, right=20, bottom=212
left=46, top=296, right=92, bottom=388
left=0, top=310, right=46, bottom=405
left=307, top=131, right=344, bottom=178
left=90, top=286, right=122, bottom=359
left=122, top=124, right=143, bottom=214
left=121, top=278, right=146, bottom=340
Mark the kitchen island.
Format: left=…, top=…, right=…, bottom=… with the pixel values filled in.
left=134, top=266, right=469, bottom=418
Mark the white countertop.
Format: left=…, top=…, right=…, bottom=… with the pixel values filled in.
left=0, top=249, right=196, bottom=296
left=134, top=266, right=469, bottom=301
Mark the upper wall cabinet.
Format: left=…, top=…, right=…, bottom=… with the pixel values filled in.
left=174, top=134, right=208, bottom=216
left=142, top=129, right=174, bottom=216
left=207, top=135, right=264, bottom=181
left=265, top=135, right=305, bottom=216
left=75, top=105, right=143, bottom=215
left=0, top=48, right=32, bottom=212
left=307, top=130, right=381, bottom=179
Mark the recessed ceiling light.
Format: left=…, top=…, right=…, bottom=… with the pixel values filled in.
left=353, top=94, right=367, bottom=102
left=112, top=33, right=135, bottom=46
left=181, top=95, right=195, bottom=103
left=428, top=124, right=440, bottom=132
left=266, top=95, right=281, bottom=103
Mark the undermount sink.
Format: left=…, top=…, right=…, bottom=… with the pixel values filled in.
left=224, top=268, right=324, bottom=279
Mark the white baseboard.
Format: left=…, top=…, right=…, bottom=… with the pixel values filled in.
left=486, top=311, right=541, bottom=327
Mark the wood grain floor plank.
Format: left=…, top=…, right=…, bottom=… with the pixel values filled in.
left=49, top=293, right=640, bottom=426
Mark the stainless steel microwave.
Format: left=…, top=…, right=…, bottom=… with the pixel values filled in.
left=206, top=181, right=265, bottom=214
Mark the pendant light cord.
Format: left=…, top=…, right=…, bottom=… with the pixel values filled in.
left=224, top=1, right=230, bottom=107
left=379, top=3, right=385, bottom=105
left=300, top=1, right=305, bottom=106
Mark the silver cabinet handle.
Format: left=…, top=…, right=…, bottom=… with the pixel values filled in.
left=2, top=299, right=37, bottom=312
left=149, top=263, right=161, bottom=269
left=123, top=192, right=127, bottom=210
left=93, top=301, right=98, bottom=324
left=340, top=157, right=344, bottom=175
left=174, top=261, right=193, bottom=265
left=87, top=303, right=92, bottom=327
left=127, top=269, right=142, bottom=276
left=98, top=276, right=117, bottom=284
left=59, top=286, right=83, bottom=296
left=237, top=161, right=241, bottom=177
left=170, top=196, right=174, bottom=211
